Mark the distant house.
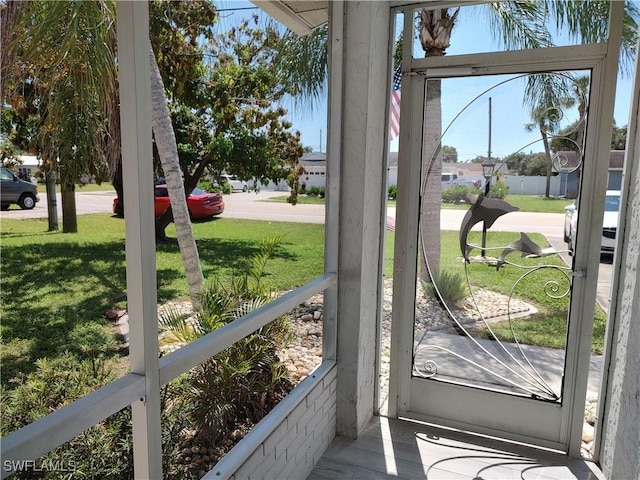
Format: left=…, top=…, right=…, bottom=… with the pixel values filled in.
left=387, top=152, right=501, bottom=188
left=555, top=150, right=624, bottom=198
left=11, top=155, right=40, bottom=181
left=299, top=152, right=327, bottom=189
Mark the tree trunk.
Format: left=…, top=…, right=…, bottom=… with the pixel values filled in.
left=541, top=127, right=552, bottom=198
left=112, top=160, right=124, bottom=217
left=420, top=78, right=443, bottom=282
left=155, top=209, right=175, bottom=243
left=44, top=167, right=58, bottom=231
left=149, top=46, right=203, bottom=308
left=61, top=181, right=77, bottom=233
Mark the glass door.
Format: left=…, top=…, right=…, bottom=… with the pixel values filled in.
left=390, top=42, right=616, bottom=452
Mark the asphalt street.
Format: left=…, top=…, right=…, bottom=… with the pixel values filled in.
left=0, top=188, right=613, bottom=312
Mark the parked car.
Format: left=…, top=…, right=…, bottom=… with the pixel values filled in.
left=220, top=174, right=249, bottom=192
left=0, top=166, right=40, bottom=210
left=441, top=173, right=481, bottom=188
left=113, top=185, right=224, bottom=219
left=564, top=190, right=620, bottom=255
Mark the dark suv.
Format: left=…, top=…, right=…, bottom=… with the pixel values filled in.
left=1, top=167, right=40, bottom=210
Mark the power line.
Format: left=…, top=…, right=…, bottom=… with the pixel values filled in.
left=216, top=6, right=259, bottom=12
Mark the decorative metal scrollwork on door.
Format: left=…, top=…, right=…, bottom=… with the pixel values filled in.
left=411, top=72, right=588, bottom=401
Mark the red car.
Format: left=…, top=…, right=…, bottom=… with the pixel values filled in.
left=113, top=185, right=224, bottom=219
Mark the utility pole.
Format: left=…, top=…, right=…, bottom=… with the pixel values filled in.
left=482, top=97, right=493, bottom=257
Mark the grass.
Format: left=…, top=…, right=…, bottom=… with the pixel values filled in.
left=501, top=195, right=573, bottom=213
left=266, top=194, right=572, bottom=213
left=0, top=215, right=324, bottom=387
left=435, top=230, right=606, bottom=354
left=75, top=182, right=115, bottom=192
left=1, top=212, right=604, bottom=389
left=264, top=195, right=326, bottom=205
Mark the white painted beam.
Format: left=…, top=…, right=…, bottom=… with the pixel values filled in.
left=335, top=1, right=391, bottom=439
left=116, top=2, right=163, bottom=478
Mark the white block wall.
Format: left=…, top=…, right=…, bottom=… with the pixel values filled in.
left=230, top=366, right=337, bottom=480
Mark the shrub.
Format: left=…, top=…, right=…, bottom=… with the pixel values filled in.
left=286, top=165, right=305, bottom=205
left=159, top=235, right=294, bottom=445
left=490, top=181, right=508, bottom=199
left=0, top=354, right=134, bottom=479
left=306, top=186, right=325, bottom=197
left=1, top=354, right=190, bottom=479
left=388, top=185, right=397, bottom=200
left=198, top=180, right=216, bottom=192
left=441, top=184, right=481, bottom=203
left=424, top=269, right=469, bottom=305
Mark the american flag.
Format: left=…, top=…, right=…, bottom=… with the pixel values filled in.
left=389, top=67, right=402, bottom=141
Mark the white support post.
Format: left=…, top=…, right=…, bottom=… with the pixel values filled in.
left=116, top=3, right=163, bottom=478
left=598, top=26, right=640, bottom=479
left=564, top=1, right=624, bottom=457
left=322, top=0, right=343, bottom=363
left=335, top=1, right=391, bottom=438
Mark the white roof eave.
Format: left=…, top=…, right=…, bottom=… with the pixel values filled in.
left=250, top=0, right=328, bottom=36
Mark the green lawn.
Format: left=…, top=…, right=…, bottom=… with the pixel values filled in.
left=75, top=182, right=116, bottom=192
left=0, top=215, right=325, bottom=386
left=435, top=230, right=606, bottom=354
left=266, top=194, right=572, bottom=213
left=264, top=195, right=326, bottom=205
left=0, top=212, right=604, bottom=389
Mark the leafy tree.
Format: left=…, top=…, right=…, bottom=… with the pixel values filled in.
left=469, top=155, right=489, bottom=164
left=442, top=145, right=459, bottom=163
left=551, top=121, right=627, bottom=152
left=504, top=151, right=548, bottom=176
left=611, top=123, right=627, bottom=150
left=145, top=11, right=304, bottom=240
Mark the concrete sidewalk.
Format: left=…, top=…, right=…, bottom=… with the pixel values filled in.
left=415, top=329, right=602, bottom=399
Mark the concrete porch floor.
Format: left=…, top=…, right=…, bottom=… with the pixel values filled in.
left=307, top=416, right=604, bottom=479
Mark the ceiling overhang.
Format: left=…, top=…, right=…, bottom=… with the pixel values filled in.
left=251, top=1, right=489, bottom=36
left=250, top=1, right=328, bottom=36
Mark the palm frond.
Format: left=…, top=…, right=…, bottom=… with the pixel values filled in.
left=484, top=1, right=553, bottom=51
left=158, top=308, right=200, bottom=346
left=274, top=25, right=328, bottom=111
left=542, top=0, right=638, bottom=76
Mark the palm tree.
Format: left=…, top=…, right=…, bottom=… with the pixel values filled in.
left=3, top=0, right=204, bottom=306
left=150, top=48, right=204, bottom=307
left=417, top=8, right=460, bottom=282
left=2, top=0, right=118, bottom=233
left=524, top=73, right=578, bottom=197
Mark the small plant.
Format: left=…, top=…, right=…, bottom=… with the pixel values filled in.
left=424, top=269, right=469, bottom=305
left=388, top=185, right=397, bottom=200
left=286, top=165, right=305, bottom=205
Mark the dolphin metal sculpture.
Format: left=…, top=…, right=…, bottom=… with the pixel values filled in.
left=495, top=232, right=559, bottom=269
left=459, top=194, right=519, bottom=261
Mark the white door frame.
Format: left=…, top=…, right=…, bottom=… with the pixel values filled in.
left=387, top=2, right=623, bottom=456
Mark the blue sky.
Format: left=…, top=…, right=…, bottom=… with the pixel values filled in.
left=214, top=1, right=636, bottom=160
